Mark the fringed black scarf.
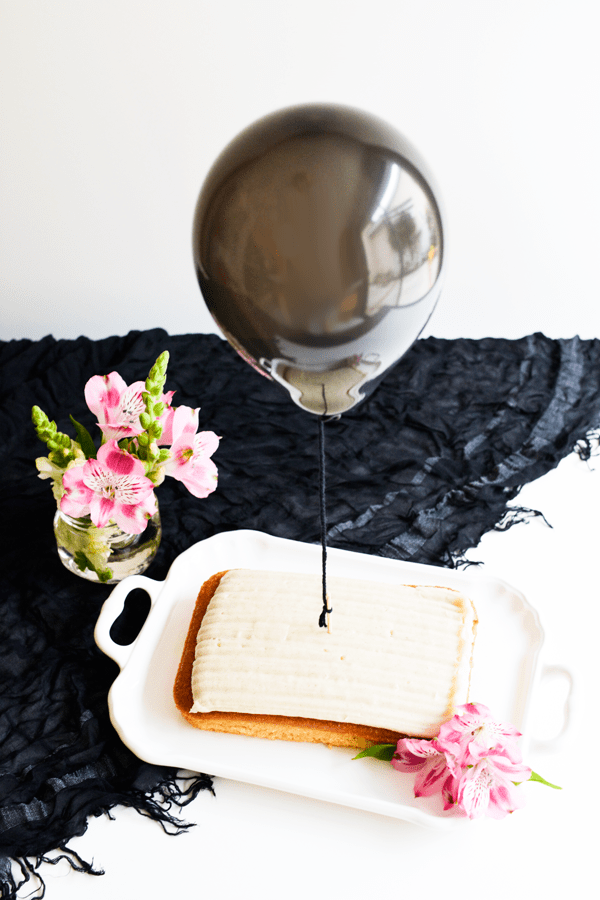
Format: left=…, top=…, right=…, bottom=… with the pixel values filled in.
left=1, top=329, right=599, bottom=897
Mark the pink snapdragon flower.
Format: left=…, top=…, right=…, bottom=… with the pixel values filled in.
left=85, top=371, right=174, bottom=441
left=60, top=440, right=157, bottom=534
left=162, top=406, right=219, bottom=499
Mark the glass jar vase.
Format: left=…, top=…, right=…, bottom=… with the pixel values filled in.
left=53, top=506, right=161, bottom=584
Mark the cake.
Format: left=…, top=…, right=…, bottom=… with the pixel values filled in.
left=173, top=569, right=478, bottom=748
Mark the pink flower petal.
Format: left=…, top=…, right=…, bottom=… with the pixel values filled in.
left=156, top=392, right=177, bottom=445
left=90, top=494, right=116, bottom=528
left=441, top=776, right=462, bottom=812
left=84, top=373, right=146, bottom=440
left=177, top=457, right=219, bottom=499
left=165, top=405, right=199, bottom=445
left=392, top=738, right=460, bottom=800
left=97, top=440, right=147, bottom=480
left=392, top=738, right=440, bottom=771
left=483, top=751, right=532, bottom=785
left=194, top=430, right=220, bottom=458
left=111, top=491, right=157, bottom=534
left=456, top=763, right=494, bottom=819
left=60, top=465, right=93, bottom=518
left=456, top=754, right=531, bottom=819
left=414, top=757, right=456, bottom=798
left=85, top=371, right=128, bottom=418
left=163, top=427, right=219, bottom=498
left=437, top=702, right=524, bottom=766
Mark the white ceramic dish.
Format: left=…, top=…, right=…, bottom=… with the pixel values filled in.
left=94, top=529, right=544, bottom=829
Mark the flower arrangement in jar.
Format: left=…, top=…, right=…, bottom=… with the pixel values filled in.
left=32, top=351, right=219, bottom=583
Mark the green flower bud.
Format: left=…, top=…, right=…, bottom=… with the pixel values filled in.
left=145, top=352, right=169, bottom=395
left=32, top=405, right=76, bottom=458
left=32, top=406, right=57, bottom=443
left=32, top=405, right=48, bottom=428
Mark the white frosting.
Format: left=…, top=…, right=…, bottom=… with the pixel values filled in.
left=190, top=569, right=477, bottom=737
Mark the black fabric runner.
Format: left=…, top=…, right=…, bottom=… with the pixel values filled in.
left=1, top=329, right=600, bottom=896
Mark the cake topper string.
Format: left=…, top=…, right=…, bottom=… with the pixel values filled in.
left=318, top=412, right=337, bottom=630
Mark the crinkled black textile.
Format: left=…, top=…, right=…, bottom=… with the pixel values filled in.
left=1, top=329, right=600, bottom=897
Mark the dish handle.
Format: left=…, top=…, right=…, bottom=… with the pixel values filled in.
left=94, top=574, right=163, bottom=669
left=530, top=663, right=575, bottom=751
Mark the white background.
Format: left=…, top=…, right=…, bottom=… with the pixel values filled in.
left=1, top=2, right=598, bottom=898
left=1, top=0, right=599, bottom=343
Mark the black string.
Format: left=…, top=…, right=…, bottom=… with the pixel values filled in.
left=318, top=414, right=333, bottom=628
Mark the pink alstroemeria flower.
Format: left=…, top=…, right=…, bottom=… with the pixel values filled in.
left=85, top=371, right=175, bottom=442
left=85, top=372, right=147, bottom=440
left=163, top=408, right=219, bottom=499
left=364, top=702, right=554, bottom=819
left=437, top=702, right=524, bottom=765
left=455, top=752, right=532, bottom=820
left=392, top=738, right=459, bottom=801
left=60, top=440, right=157, bottom=534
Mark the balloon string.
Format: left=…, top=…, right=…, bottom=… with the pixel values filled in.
left=318, top=414, right=332, bottom=631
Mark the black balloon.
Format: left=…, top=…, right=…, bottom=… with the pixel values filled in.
left=193, top=104, right=445, bottom=415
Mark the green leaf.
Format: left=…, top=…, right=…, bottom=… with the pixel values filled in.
left=97, top=566, right=113, bottom=584
left=528, top=770, right=562, bottom=790
left=73, top=550, right=112, bottom=583
left=73, top=550, right=92, bottom=571
left=353, top=743, right=397, bottom=761
left=70, top=415, right=97, bottom=459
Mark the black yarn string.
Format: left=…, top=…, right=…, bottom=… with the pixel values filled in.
left=318, top=414, right=333, bottom=629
